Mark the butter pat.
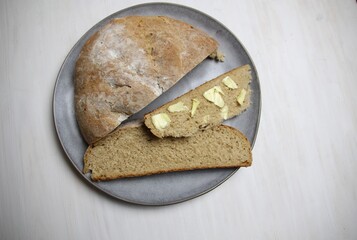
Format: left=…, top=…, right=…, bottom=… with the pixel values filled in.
left=151, top=113, right=171, bottom=131
left=213, top=86, right=225, bottom=95
left=191, top=99, right=200, bottom=117
left=222, top=76, right=238, bottom=89
left=203, top=86, right=225, bottom=108
left=220, top=105, right=229, bottom=120
left=237, top=89, right=247, bottom=105
left=168, top=101, right=189, bottom=112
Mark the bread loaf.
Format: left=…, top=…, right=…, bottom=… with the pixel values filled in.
left=144, top=65, right=252, bottom=138
left=75, top=16, right=219, bottom=144
left=83, top=122, right=252, bottom=181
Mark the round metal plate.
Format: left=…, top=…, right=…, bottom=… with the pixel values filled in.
left=53, top=2, right=261, bottom=205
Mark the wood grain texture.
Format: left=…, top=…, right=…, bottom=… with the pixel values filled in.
left=0, top=0, right=356, bottom=239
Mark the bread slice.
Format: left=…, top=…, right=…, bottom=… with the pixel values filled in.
left=144, top=65, right=252, bottom=138
left=83, top=122, right=252, bottom=181
left=75, top=16, right=219, bottom=144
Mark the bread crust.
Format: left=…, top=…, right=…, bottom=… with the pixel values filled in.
left=75, top=16, right=218, bottom=144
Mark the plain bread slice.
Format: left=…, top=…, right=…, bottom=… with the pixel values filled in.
left=83, top=122, right=252, bottom=181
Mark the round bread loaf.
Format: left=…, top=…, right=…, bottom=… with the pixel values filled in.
left=75, top=16, right=218, bottom=144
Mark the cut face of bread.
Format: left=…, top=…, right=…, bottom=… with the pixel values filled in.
left=83, top=123, right=252, bottom=181
left=74, top=16, right=218, bottom=144
left=144, top=65, right=252, bottom=138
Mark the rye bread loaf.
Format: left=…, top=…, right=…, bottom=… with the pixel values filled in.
left=75, top=16, right=218, bottom=144
left=83, top=122, right=252, bottom=181
left=144, top=65, right=252, bottom=138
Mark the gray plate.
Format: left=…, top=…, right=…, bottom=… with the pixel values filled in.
left=53, top=3, right=261, bottom=206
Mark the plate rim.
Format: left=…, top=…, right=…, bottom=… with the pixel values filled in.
left=52, top=2, right=261, bottom=206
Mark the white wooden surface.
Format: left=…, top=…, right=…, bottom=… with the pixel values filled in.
left=1, top=0, right=356, bottom=239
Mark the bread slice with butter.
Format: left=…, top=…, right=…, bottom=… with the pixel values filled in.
left=144, top=65, right=252, bottom=138
left=83, top=121, right=252, bottom=181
